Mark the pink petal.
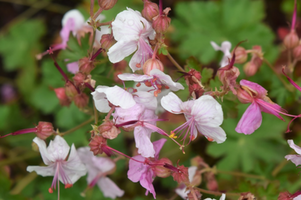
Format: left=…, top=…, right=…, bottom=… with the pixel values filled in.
left=240, top=80, right=267, bottom=97
left=129, top=38, right=153, bottom=72
left=153, top=138, right=167, bottom=159
left=288, top=140, right=301, bottom=155
left=235, top=102, right=262, bottom=135
left=256, top=99, right=285, bottom=121
left=140, top=170, right=156, bottom=199
left=66, top=61, right=79, bottom=74
left=134, top=126, right=155, bottom=158
left=285, top=154, right=301, bottom=166
left=150, top=69, right=184, bottom=91
left=97, top=177, right=124, bottom=198
left=127, top=155, right=147, bottom=182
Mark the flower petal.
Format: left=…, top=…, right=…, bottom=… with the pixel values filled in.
left=287, top=140, right=301, bottom=155
left=150, top=69, right=184, bottom=91
left=197, top=126, right=226, bottom=143
left=129, top=38, right=153, bottom=72
left=32, top=137, right=52, bottom=165
left=256, top=99, right=284, bottom=121
left=27, top=165, right=55, bottom=177
left=97, top=177, right=124, bottom=198
left=134, top=126, right=155, bottom=158
left=47, top=135, right=70, bottom=161
left=153, top=138, right=167, bottom=159
left=161, top=92, right=183, bottom=114
left=118, top=73, right=152, bottom=82
left=107, top=40, right=137, bottom=63
left=235, top=102, right=262, bottom=135
left=140, top=170, right=156, bottom=199
left=127, top=155, right=147, bottom=182
left=240, top=79, right=267, bottom=97
left=92, top=86, right=111, bottom=113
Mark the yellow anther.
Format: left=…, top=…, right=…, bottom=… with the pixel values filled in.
left=169, top=131, right=178, bottom=139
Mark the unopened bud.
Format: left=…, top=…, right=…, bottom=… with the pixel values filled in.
left=284, top=30, right=299, bottom=49
left=99, top=120, right=120, bottom=140
left=101, top=34, right=116, bottom=50
left=243, top=62, right=258, bottom=77
left=74, top=93, right=89, bottom=108
left=36, top=122, right=54, bottom=140
left=293, top=44, right=301, bottom=59
left=79, top=57, right=95, bottom=74
left=217, top=66, right=240, bottom=95
left=73, top=72, right=86, bottom=87
left=238, top=192, right=256, bottom=200
left=243, top=46, right=262, bottom=77
left=65, top=82, right=78, bottom=99
left=206, top=173, right=218, bottom=191
left=187, top=189, right=202, bottom=200
left=143, top=58, right=164, bottom=75
left=142, top=0, right=159, bottom=21
left=54, top=87, right=71, bottom=106
left=164, top=164, right=189, bottom=184
left=97, top=0, right=117, bottom=10
left=89, top=135, right=113, bottom=156
left=233, top=46, right=247, bottom=64
left=152, top=8, right=171, bottom=33
left=152, top=158, right=172, bottom=178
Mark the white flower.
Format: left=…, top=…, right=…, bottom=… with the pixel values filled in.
left=175, top=166, right=198, bottom=199
left=285, top=140, right=301, bottom=166
left=204, top=193, right=226, bottom=200
left=107, top=8, right=156, bottom=72
left=211, top=41, right=232, bottom=68
left=77, top=147, right=124, bottom=199
left=27, top=136, right=86, bottom=193
left=91, top=85, right=136, bottom=113
left=161, top=92, right=226, bottom=143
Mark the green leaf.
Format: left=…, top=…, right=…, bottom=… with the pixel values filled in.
left=201, top=68, right=214, bottom=84
left=41, top=59, right=65, bottom=88
left=185, top=57, right=202, bottom=71
left=207, top=104, right=288, bottom=172
left=172, top=0, right=276, bottom=64
left=0, top=19, right=45, bottom=71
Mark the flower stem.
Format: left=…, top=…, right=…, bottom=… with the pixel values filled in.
left=166, top=51, right=185, bottom=72
left=195, top=188, right=240, bottom=198
left=60, top=118, right=94, bottom=136
left=216, top=169, right=266, bottom=180
left=262, top=58, right=294, bottom=92
left=93, top=102, right=99, bottom=125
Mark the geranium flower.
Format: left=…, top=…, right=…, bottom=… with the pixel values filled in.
left=211, top=41, right=232, bottom=68
left=77, top=147, right=124, bottom=199
left=107, top=8, right=156, bottom=72
left=204, top=193, right=226, bottom=200
left=235, top=79, right=287, bottom=135
left=161, top=92, right=226, bottom=144
left=285, top=140, right=301, bottom=166
left=127, top=138, right=166, bottom=199
left=175, top=166, right=198, bottom=199
left=27, top=136, right=86, bottom=193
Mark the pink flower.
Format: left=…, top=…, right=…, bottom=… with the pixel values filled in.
left=27, top=136, right=86, bottom=193
left=175, top=166, right=197, bottom=199
left=107, top=8, right=156, bottom=72
left=127, top=138, right=166, bottom=199
left=77, top=147, right=124, bottom=199
left=161, top=92, right=226, bottom=144
left=235, top=79, right=287, bottom=135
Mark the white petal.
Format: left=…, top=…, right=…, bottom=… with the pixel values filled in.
left=27, top=165, right=55, bottom=177
left=288, top=140, right=301, bottom=155
left=107, top=40, right=137, bottom=63
left=161, top=92, right=183, bottom=114
left=32, top=137, right=52, bottom=165
left=92, top=86, right=110, bottom=113
left=118, top=73, right=152, bottom=82
left=134, top=126, right=155, bottom=158
left=47, top=135, right=70, bottom=161
left=197, top=125, right=226, bottom=144
left=210, top=41, right=221, bottom=51
left=188, top=166, right=197, bottom=182
left=129, top=39, right=153, bottom=72
left=175, top=185, right=189, bottom=200
left=192, top=95, right=223, bottom=127
left=134, top=91, right=157, bottom=111
left=97, top=177, right=124, bottom=198
left=150, top=69, right=184, bottom=91
left=92, top=156, right=115, bottom=172
left=105, top=86, right=136, bottom=109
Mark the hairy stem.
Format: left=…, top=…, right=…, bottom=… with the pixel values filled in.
left=60, top=118, right=94, bottom=136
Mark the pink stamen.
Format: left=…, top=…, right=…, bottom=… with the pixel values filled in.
left=256, top=99, right=298, bottom=118
left=282, top=67, right=301, bottom=92
left=1, top=127, right=37, bottom=138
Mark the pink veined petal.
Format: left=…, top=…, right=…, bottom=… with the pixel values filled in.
left=127, top=155, right=147, bottom=182
left=129, top=38, right=153, bottom=72
left=134, top=126, right=155, bottom=158
left=191, top=95, right=223, bottom=127
left=107, top=40, right=138, bottom=63
left=97, top=177, right=124, bottom=198
left=256, top=99, right=285, bottom=121
left=47, top=135, right=70, bottom=161
left=196, top=125, right=226, bottom=144
left=161, top=92, right=183, bottom=114
left=287, top=140, right=301, bottom=155
left=63, top=144, right=87, bottom=183
left=118, top=73, right=152, bottom=82
left=27, top=165, right=55, bottom=177
left=285, top=154, right=301, bottom=166
left=66, top=61, right=79, bottom=74
left=140, top=170, right=156, bottom=199
left=152, top=138, right=167, bottom=159
left=235, top=102, right=262, bottom=135
left=105, top=86, right=136, bottom=109
left=32, top=137, right=52, bottom=165
left=150, top=69, right=184, bottom=91
left=240, top=79, right=267, bottom=97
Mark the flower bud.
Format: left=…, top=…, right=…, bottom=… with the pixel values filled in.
left=142, top=0, right=159, bottom=21
left=187, top=189, right=202, bottom=200
left=99, top=120, right=121, bottom=140
left=152, top=158, right=172, bottom=178
left=100, top=34, right=116, bottom=50
left=238, top=192, right=256, bottom=200
left=65, top=82, right=78, bottom=99
left=89, top=135, right=113, bottom=156
left=233, top=46, right=247, bottom=64
left=236, top=87, right=253, bottom=104
left=205, top=173, right=218, bottom=191
left=79, top=57, right=95, bottom=74
left=73, top=72, right=86, bottom=87
left=164, top=164, right=189, bottom=184
left=284, top=30, right=299, bottom=49
left=97, top=0, right=118, bottom=10
left=36, top=122, right=54, bottom=140
left=293, top=44, right=301, bottom=59
left=54, top=87, right=71, bottom=106
left=143, top=58, right=164, bottom=75
left=74, top=93, right=89, bottom=108
left=217, top=66, right=240, bottom=95
left=152, top=8, right=171, bottom=33
left=243, top=62, right=258, bottom=77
